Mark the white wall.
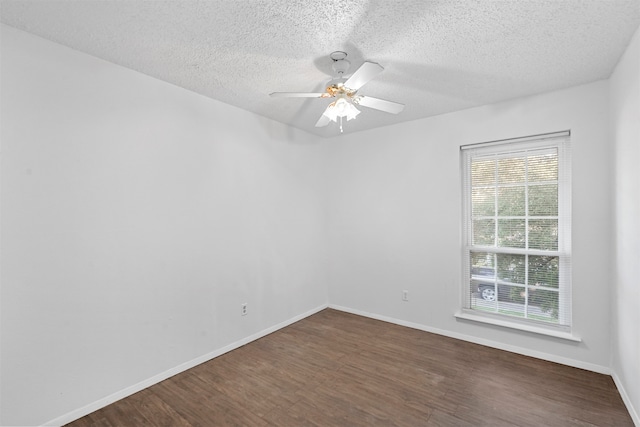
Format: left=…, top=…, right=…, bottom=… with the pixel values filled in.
left=326, top=80, right=613, bottom=371
left=0, top=25, right=328, bottom=426
left=610, top=25, right=640, bottom=424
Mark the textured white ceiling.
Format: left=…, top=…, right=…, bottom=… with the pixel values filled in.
left=2, top=0, right=639, bottom=137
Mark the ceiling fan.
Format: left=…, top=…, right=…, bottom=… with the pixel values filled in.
left=270, top=51, right=404, bottom=132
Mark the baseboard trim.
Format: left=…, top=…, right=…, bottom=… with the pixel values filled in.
left=612, top=371, right=639, bottom=426
left=329, top=304, right=611, bottom=375
left=43, top=304, right=328, bottom=427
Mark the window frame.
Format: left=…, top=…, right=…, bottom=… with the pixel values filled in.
left=458, top=131, right=575, bottom=339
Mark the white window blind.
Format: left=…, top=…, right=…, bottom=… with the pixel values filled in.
left=461, top=131, right=571, bottom=332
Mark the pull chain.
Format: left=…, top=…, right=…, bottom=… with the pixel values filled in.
left=340, top=116, right=344, bottom=133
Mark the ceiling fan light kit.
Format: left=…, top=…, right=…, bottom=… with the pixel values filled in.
left=270, top=51, right=404, bottom=133
left=323, top=98, right=361, bottom=130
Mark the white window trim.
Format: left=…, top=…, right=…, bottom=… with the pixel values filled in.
left=454, top=311, right=581, bottom=342
left=460, top=131, right=573, bottom=338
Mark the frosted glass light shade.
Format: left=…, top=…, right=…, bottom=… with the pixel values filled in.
left=323, top=98, right=360, bottom=122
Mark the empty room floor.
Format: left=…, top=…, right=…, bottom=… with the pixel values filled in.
left=66, top=309, right=633, bottom=426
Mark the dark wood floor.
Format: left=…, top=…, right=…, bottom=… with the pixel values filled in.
left=66, top=309, right=633, bottom=426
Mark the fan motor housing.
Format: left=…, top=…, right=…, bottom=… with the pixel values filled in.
left=330, top=51, right=350, bottom=76
left=325, top=84, right=356, bottom=98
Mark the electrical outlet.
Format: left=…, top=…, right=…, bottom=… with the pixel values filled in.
left=402, top=290, right=409, bottom=301
left=241, top=303, right=248, bottom=316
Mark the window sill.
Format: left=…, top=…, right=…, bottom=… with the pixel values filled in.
left=455, top=311, right=582, bottom=342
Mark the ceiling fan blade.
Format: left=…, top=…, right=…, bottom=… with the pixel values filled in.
left=356, top=96, right=405, bottom=114
left=315, top=110, right=332, bottom=127
left=270, top=92, right=327, bottom=98
left=343, top=62, right=384, bottom=90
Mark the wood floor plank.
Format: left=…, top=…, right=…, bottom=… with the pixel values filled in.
left=126, top=389, right=191, bottom=427
left=310, top=376, right=434, bottom=425
left=262, top=401, right=323, bottom=427
left=64, top=309, right=634, bottom=426
left=425, top=409, right=478, bottom=427
left=153, top=375, right=268, bottom=427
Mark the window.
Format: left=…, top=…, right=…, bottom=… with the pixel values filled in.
left=460, top=131, right=572, bottom=334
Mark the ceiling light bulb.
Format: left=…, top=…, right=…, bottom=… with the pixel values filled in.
left=334, top=98, right=349, bottom=115
left=322, top=97, right=360, bottom=123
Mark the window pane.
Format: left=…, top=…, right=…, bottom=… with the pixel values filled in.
left=497, top=284, right=526, bottom=318
left=497, top=253, right=525, bottom=284
left=528, top=288, right=559, bottom=322
left=470, top=251, right=495, bottom=270
left=528, top=184, right=558, bottom=216
left=498, top=157, right=525, bottom=184
left=473, top=283, right=527, bottom=318
left=497, top=186, right=525, bottom=216
left=473, top=219, right=495, bottom=246
left=470, top=252, right=496, bottom=307
left=528, top=255, right=559, bottom=288
left=471, top=293, right=497, bottom=312
left=497, top=219, right=525, bottom=248
left=529, top=219, right=558, bottom=250
left=528, top=152, right=558, bottom=182
left=472, top=159, right=495, bottom=186
left=472, top=187, right=495, bottom=216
